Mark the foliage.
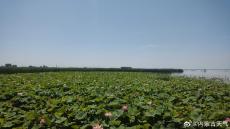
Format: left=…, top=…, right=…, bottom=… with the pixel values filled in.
left=0, top=72, right=229, bottom=129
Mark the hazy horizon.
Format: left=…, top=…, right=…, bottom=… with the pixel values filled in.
left=1, top=0, right=230, bottom=69
left=1, top=64, right=230, bottom=70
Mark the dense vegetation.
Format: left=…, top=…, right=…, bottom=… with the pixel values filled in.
left=0, top=72, right=229, bottom=129
left=0, top=67, right=183, bottom=74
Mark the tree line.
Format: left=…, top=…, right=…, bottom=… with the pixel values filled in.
left=0, top=64, right=183, bottom=74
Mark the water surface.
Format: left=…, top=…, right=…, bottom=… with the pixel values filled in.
left=174, top=69, right=230, bottom=83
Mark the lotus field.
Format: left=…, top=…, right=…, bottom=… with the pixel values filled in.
left=0, top=72, right=229, bottom=129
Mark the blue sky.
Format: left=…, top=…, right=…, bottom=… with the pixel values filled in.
left=0, top=0, right=230, bottom=69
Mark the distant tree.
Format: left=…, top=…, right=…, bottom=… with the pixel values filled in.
left=5, top=64, right=12, bottom=67
left=42, top=65, right=48, bottom=68
left=29, top=65, right=35, bottom=68
left=12, top=65, right=17, bottom=68
left=120, top=67, right=132, bottom=70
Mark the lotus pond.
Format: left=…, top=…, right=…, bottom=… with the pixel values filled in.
left=0, top=72, right=229, bottom=129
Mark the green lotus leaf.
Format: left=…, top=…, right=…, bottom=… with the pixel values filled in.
left=75, top=112, right=87, bottom=120
left=2, top=121, right=14, bottom=128
left=55, top=117, right=67, bottom=124
left=25, top=111, right=37, bottom=121
left=109, top=120, right=121, bottom=126
left=71, top=125, right=80, bottom=129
